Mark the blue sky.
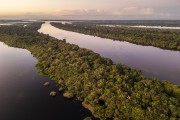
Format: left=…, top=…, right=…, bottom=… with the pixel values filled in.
left=0, top=0, right=180, bottom=20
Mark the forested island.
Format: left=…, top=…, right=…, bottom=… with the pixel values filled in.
left=0, top=23, right=180, bottom=120
left=51, top=22, right=180, bottom=51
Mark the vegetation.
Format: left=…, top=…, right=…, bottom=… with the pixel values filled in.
left=72, top=20, right=180, bottom=27
left=0, top=23, right=180, bottom=120
left=51, top=22, right=180, bottom=51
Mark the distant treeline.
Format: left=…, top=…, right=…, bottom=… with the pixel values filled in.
left=51, top=22, right=180, bottom=51
left=0, top=23, right=179, bottom=120
left=73, top=20, right=180, bottom=27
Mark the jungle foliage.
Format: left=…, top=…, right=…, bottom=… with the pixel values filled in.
left=0, top=23, right=180, bottom=120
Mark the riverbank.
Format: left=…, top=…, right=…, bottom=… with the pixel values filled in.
left=51, top=22, right=180, bottom=51
left=0, top=42, right=94, bottom=120
left=39, top=22, right=180, bottom=84
left=0, top=23, right=179, bottom=119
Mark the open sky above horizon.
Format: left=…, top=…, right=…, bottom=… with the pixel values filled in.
left=0, top=0, right=180, bottom=20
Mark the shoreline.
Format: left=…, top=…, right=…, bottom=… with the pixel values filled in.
left=0, top=23, right=179, bottom=119
left=51, top=22, right=180, bottom=51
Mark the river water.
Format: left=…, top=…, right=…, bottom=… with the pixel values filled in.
left=38, top=22, right=180, bottom=85
left=1, top=21, right=179, bottom=120
left=98, top=25, right=180, bottom=30
left=0, top=42, right=94, bottom=120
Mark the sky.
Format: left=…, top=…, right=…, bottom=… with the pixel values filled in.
left=0, top=0, right=180, bottom=20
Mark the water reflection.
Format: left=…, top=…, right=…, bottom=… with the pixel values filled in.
left=0, top=42, right=94, bottom=120
left=38, top=22, right=180, bottom=85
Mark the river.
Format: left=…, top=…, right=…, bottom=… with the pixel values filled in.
left=38, top=22, right=180, bottom=85
left=0, top=42, right=94, bottom=120
left=98, top=25, right=180, bottom=30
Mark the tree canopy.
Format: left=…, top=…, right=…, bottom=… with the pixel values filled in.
left=0, top=23, right=179, bottom=120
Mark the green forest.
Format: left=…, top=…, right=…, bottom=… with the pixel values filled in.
left=71, top=20, right=180, bottom=27
left=51, top=23, right=180, bottom=51
left=0, top=23, right=180, bottom=120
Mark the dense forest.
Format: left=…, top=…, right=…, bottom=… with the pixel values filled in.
left=51, top=22, right=180, bottom=51
left=0, top=23, right=180, bottom=120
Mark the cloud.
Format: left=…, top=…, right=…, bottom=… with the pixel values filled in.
left=53, top=7, right=176, bottom=19
left=53, top=7, right=166, bottom=17
left=0, top=7, right=175, bottom=20
left=112, top=7, right=154, bottom=15
left=50, top=7, right=174, bottom=20
left=54, top=9, right=107, bottom=16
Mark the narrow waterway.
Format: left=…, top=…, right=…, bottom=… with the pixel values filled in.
left=39, top=22, right=180, bottom=85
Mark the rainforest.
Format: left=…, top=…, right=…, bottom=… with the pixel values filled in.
left=0, top=23, right=179, bottom=120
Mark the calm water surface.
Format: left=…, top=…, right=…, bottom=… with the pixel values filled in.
left=0, top=42, right=95, bottom=120
left=39, top=22, right=180, bottom=85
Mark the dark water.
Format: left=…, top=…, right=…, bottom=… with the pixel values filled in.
left=39, top=22, right=180, bottom=85
left=0, top=42, right=94, bottom=120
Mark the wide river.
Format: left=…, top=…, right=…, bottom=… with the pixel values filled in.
left=0, top=21, right=180, bottom=119
left=0, top=42, right=95, bottom=120
left=39, top=22, right=180, bottom=85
